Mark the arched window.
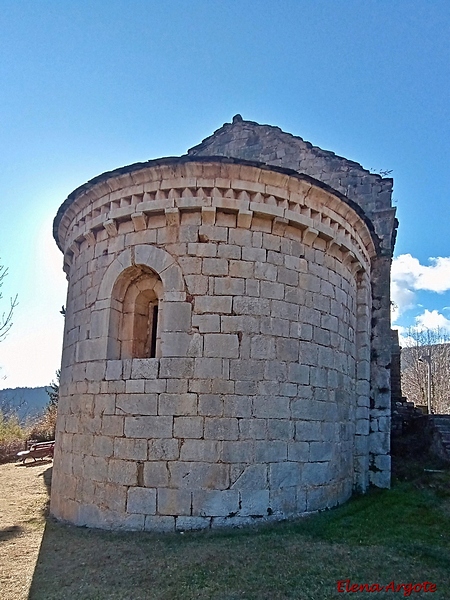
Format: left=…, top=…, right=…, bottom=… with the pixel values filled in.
left=108, top=265, right=162, bottom=359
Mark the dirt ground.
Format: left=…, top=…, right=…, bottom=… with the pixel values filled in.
left=0, top=460, right=51, bottom=600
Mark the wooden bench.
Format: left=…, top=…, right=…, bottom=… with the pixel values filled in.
left=17, top=441, right=55, bottom=464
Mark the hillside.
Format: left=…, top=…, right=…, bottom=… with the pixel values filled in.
left=0, top=387, right=49, bottom=422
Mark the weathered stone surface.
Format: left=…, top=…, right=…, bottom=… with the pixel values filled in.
left=51, top=118, right=395, bottom=532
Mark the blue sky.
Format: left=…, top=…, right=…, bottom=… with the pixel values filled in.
left=0, top=0, right=449, bottom=388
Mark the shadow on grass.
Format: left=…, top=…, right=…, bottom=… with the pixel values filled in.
left=0, top=524, right=24, bottom=542
left=28, top=482, right=450, bottom=600
left=16, top=459, right=53, bottom=469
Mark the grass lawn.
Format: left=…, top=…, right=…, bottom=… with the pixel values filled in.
left=1, top=453, right=449, bottom=599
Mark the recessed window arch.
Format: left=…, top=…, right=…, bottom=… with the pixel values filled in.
left=108, top=265, right=163, bottom=359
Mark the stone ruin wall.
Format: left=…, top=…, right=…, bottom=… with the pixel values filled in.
left=49, top=156, right=388, bottom=531
left=189, top=117, right=396, bottom=488
left=50, top=119, right=396, bottom=531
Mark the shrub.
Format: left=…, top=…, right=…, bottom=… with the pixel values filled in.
left=0, top=410, right=29, bottom=463
left=29, top=406, right=57, bottom=442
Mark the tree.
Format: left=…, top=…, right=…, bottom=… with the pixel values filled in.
left=0, top=259, right=18, bottom=343
left=46, top=369, right=60, bottom=409
left=401, top=327, right=450, bottom=414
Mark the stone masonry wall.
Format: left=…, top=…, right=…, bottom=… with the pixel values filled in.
left=50, top=158, right=377, bottom=530
left=189, top=117, right=397, bottom=489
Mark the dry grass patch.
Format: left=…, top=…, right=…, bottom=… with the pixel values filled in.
left=0, top=460, right=51, bottom=600
left=0, top=454, right=449, bottom=599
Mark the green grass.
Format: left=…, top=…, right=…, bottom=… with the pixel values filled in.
left=28, top=461, right=450, bottom=600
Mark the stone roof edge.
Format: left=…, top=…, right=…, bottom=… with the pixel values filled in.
left=188, top=116, right=393, bottom=186
left=53, top=154, right=381, bottom=254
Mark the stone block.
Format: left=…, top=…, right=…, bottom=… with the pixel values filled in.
left=162, top=302, right=192, bottom=332
left=192, top=314, right=221, bottom=333
left=306, top=485, right=336, bottom=511
left=309, top=441, right=333, bottom=462
left=261, top=281, right=284, bottom=300
left=198, top=394, right=223, bottom=416
left=255, top=440, right=287, bottom=462
left=178, top=256, right=202, bottom=274
left=194, top=358, right=223, bottom=379
left=250, top=336, right=275, bottom=360
left=355, top=419, right=370, bottom=435
left=108, top=459, right=137, bottom=486
left=144, top=515, right=175, bottom=532
left=269, top=462, right=302, bottom=488
left=169, top=462, right=229, bottom=490
left=148, top=438, right=180, bottom=461
left=114, top=438, right=148, bottom=460
left=143, top=462, right=169, bottom=487
left=195, top=295, right=232, bottom=314
left=174, top=416, right=204, bottom=439
left=176, top=516, right=211, bottom=531
left=106, top=360, right=122, bottom=380
left=124, top=416, right=173, bottom=438
left=287, top=442, right=309, bottom=461
left=202, top=258, right=228, bottom=276
left=233, top=296, right=270, bottom=317
left=125, top=380, right=145, bottom=393
left=369, top=431, right=390, bottom=455
left=159, top=358, right=194, bottom=379
left=116, top=393, right=157, bottom=416
left=157, top=488, right=192, bottom=516
left=302, top=462, right=331, bottom=486
left=166, top=378, right=188, bottom=394
left=239, top=490, right=270, bottom=517
left=94, top=482, right=127, bottom=513
left=145, top=379, right=167, bottom=393
left=270, top=486, right=300, bottom=515
left=369, top=469, right=390, bottom=489
left=192, top=490, right=239, bottom=517
left=218, top=244, right=241, bottom=259
left=127, top=487, right=157, bottom=515
left=130, top=358, right=159, bottom=379
left=93, top=394, right=116, bottom=417
left=204, top=417, right=239, bottom=440
left=374, top=453, right=391, bottom=472
left=230, top=359, right=265, bottom=381
left=221, top=441, right=254, bottom=463
left=83, top=455, right=108, bottom=482
left=288, top=364, right=309, bottom=385
left=253, top=396, right=290, bottom=419
left=158, top=393, right=197, bottom=416
left=101, top=415, right=124, bottom=437
left=180, top=439, right=221, bottom=461
left=277, top=266, right=299, bottom=286
left=238, top=418, right=267, bottom=440
left=214, top=277, right=245, bottom=296
left=267, top=419, right=294, bottom=440
left=185, top=274, right=208, bottom=295
left=271, top=300, right=299, bottom=321
left=221, top=315, right=259, bottom=334
left=260, top=316, right=290, bottom=337
left=204, top=334, right=239, bottom=358
left=295, top=421, right=322, bottom=441
left=223, top=395, right=252, bottom=418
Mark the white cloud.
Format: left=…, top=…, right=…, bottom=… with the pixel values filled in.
left=391, top=280, right=416, bottom=321
left=392, top=254, right=450, bottom=293
left=415, top=309, right=450, bottom=332
left=393, top=310, right=450, bottom=347
left=391, top=254, right=450, bottom=322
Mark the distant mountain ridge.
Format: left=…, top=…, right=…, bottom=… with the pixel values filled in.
left=0, top=386, right=49, bottom=422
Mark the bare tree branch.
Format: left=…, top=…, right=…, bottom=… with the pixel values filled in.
left=0, top=261, right=18, bottom=343
left=401, top=327, right=450, bottom=414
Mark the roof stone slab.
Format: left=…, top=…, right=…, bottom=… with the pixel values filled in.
left=188, top=115, right=397, bottom=255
